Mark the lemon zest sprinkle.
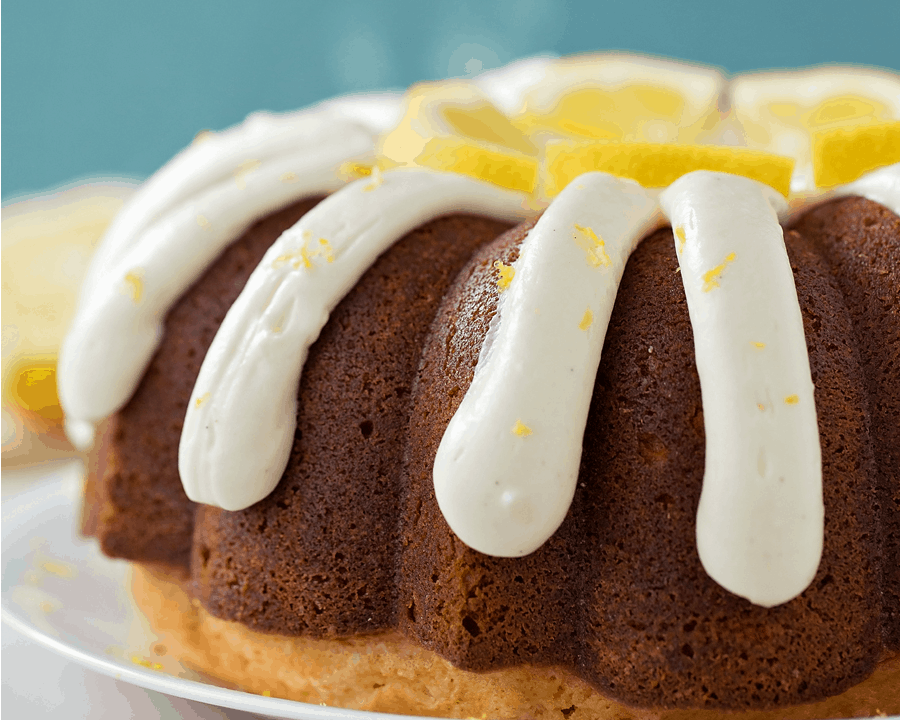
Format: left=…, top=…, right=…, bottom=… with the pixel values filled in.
left=701, top=252, right=736, bottom=292
left=194, top=392, right=211, bottom=408
left=757, top=403, right=765, bottom=411
left=675, top=226, right=687, bottom=254
left=124, top=270, right=144, bottom=303
left=512, top=419, right=532, bottom=437
left=573, top=224, right=611, bottom=268
left=494, top=260, right=515, bottom=292
left=579, top=308, right=593, bottom=330
left=280, top=171, right=298, bottom=184
left=363, top=166, right=384, bottom=192
left=196, top=214, right=211, bottom=230
left=233, top=159, right=262, bottom=189
left=751, top=341, right=766, bottom=349
left=785, top=394, right=800, bottom=405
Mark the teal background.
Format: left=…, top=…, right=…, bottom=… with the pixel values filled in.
left=3, top=0, right=899, bottom=201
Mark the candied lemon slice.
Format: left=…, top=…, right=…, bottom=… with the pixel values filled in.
left=544, top=142, right=794, bottom=197
left=813, top=121, right=900, bottom=187
left=415, top=138, right=538, bottom=194
left=379, top=81, right=537, bottom=167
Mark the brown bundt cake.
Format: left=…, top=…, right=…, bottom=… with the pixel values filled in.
left=57, top=55, right=900, bottom=717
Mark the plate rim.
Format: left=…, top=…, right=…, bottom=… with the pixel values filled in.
left=0, top=470, right=439, bottom=720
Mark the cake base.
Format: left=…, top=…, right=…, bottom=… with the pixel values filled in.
left=132, top=565, right=900, bottom=720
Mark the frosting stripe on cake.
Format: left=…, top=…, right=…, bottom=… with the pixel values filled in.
left=659, top=171, right=823, bottom=608
left=57, top=99, right=404, bottom=450
left=178, top=168, right=531, bottom=511
left=838, top=161, right=900, bottom=215
left=433, top=172, right=660, bottom=557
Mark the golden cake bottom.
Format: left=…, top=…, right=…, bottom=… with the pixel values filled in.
left=132, top=564, right=900, bottom=720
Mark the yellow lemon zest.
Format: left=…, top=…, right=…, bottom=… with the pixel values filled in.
left=512, top=419, right=532, bottom=437
left=124, top=269, right=144, bottom=303
left=573, top=224, right=611, bottom=268
left=675, top=226, right=687, bottom=254
left=701, top=252, right=736, bottom=292
left=785, top=394, right=800, bottom=405
left=363, top=166, right=384, bottom=192
left=233, top=159, right=262, bottom=189
left=579, top=308, right=593, bottom=330
left=494, top=260, right=515, bottom=292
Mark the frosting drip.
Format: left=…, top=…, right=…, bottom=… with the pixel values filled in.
left=58, top=99, right=396, bottom=449
left=433, top=172, right=660, bottom=557
left=178, top=169, right=531, bottom=511
left=659, top=171, right=823, bottom=607
left=839, top=161, right=900, bottom=216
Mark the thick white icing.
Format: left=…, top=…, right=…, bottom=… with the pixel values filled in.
left=58, top=97, right=399, bottom=450
left=838, top=161, right=900, bottom=216
left=433, top=173, right=660, bottom=557
left=178, top=169, right=531, bottom=511
left=659, top=171, right=823, bottom=608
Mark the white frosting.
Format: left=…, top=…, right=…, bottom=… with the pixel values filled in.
left=838, top=161, right=900, bottom=216
left=659, top=171, right=823, bottom=608
left=433, top=173, right=660, bottom=556
left=178, top=169, right=531, bottom=511
left=58, top=97, right=399, bottom=450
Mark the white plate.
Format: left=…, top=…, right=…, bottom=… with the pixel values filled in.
left=0, top=461, right=435, bottom=720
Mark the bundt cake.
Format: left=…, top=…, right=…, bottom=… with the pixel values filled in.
left=57, top=54, right=900, bottom=718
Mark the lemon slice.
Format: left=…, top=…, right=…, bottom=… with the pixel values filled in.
left=6, top=359, right=63, bottom=428
left=415, top=137, right=538, bottom=193
left=510, top=54, right=725, bottom=146
left=544, top=141, right=794, bottom=197
left=378, top=81, right=537, bottom=167
left=729, top=68, right=900, bottom=190
left=813, top=121, right=900, bottom=187
left=2, top=184, right=132, bottom=448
